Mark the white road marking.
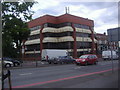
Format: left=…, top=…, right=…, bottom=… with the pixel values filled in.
left=41, top=62, right=44, bottom=64
left=19, top=73, right=32, bottom=76
left=100, top=63, right=109, bottom=65
left=74, top=67, right=82, bottom=69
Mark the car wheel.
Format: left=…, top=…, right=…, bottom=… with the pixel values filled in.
left=103, top=58, right=106, bottom=60
left=58, top=62, right=62, bottom=64
left=66, top=62, right=69, bottom=64
left=14, top=63, right=19, bottom=67
left=73, top=61, right=75, bottom=64
left=48, top=61, right=51, bottom=64
left=94, top=61, right=98, bottom=65
left=5, top=63, right=11, bottom=68
left=53, top=62, right=57, bottom=64
left=84, top=62, right=88, bottom=66
left=76, top=63, right=79, bottom=66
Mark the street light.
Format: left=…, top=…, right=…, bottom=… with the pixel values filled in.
left=110, top=42, right=114, bottom=73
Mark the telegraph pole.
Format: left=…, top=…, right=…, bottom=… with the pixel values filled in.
left=118, top=2, right=120, bottom=73
left=0, top=1, right=3, bottom=89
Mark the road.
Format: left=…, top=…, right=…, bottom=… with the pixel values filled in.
left=4, top=60, right=118, bottom=88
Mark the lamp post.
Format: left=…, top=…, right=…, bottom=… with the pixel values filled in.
left=110, top=42, right=114, bottom=73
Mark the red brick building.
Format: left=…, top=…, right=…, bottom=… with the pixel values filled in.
left=22, top=14, right=97, bottom=60
left=95, top=33, right=108, bottom=54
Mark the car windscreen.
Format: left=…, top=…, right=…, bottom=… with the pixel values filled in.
left=79, top=55, right=89, bottom=59
left=3, top=57, right=12, bottom=60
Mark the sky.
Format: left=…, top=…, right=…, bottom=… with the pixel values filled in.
left=31, top=0, right=119, bottom=34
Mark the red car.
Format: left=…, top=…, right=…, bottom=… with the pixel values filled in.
left=75, top=54, right=98, bottom=66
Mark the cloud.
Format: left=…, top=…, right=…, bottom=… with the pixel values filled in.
left=95, top=23, right=118, bottom=34
left=31, top=1, right=118, bottom=34
left=32, top=0, right=60, bottom=11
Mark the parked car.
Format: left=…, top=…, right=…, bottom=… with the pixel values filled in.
left=75, top=54, right=98, bottom=66
left=102, top=50, right=118, bottom=60
left=48, top=56, right=75, bottom=64
left=0, top=59, right=14, bottom=68
left=2, top=57, right=22, bottom=67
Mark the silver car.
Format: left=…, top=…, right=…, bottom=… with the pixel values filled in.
left=0, top=59, right=13, bottom=68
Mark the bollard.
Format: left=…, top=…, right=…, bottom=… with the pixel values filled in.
left=8, top=70, right=12, bottom=90
left=2, top=70, right=12, bottom=90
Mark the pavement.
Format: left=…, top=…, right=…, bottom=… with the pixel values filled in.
left=3, top=60, right=119, bottom=88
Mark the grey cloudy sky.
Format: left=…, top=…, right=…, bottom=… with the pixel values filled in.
left=31, top=0, right=118, bottom=34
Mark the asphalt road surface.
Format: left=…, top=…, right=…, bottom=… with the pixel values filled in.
left=3, top=60, right=119, bottom=88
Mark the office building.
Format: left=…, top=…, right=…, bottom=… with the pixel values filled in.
left=22, top=14, right=97, bottom=60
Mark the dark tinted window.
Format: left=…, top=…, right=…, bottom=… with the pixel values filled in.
left=44, top=22, right=71, bottom=28
left=90, top=55, right=97, bottom=59
left=25, top=44, right=40, bottom=51
left=94, top=55, right=97, bottom=58
left=59, top=56, right=67, bottom=58
left=30, top=26, right=41, bottom=31
left=43, top=32, right=73, bottom=37
left=91, top=55, right=95, bottom=59
left=77, top=42, right=91, bottom=49
left=74, top=24, right=89, bottom=29
left=28, top=34, right=40, bottom=40
left=76, top=33, right=91, bottom=37
left=88, top=55, right=92, bottom=59
left=43, top=42, right=73, bottom=49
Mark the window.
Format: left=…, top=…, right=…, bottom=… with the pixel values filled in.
left=88, top=55, right=93, bottom=59
left=25, top=53, right=40, bottom=58
left=91, top=55, right=94, bottom=59
left=28, top=34, right=40, bottom=40
left=94, top=55, right=97, bottom=58
left=76, top=33, right=91, bottom=37
left=57, top=22, right=71, bottom=28
left=30, top=26, right=41, bottom=31
left=44, top=23, right=48, bottom=28
left=99, top=40, right=102, bottom=44
left=43, top=32, right=73, bottom=37
left=25, top=44, right=40, bottom=51
left=79, top=55, right=89, bottom=59
left=77, top=42, right=91, bottom=49
left=43, top=22, right=72, bottom=28
left=43, top=42, right=73, bottom=49
left=74, top=24, right=89, bottom=29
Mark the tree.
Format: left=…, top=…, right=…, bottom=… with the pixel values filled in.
left=2, top=1, right=37, bottom=58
